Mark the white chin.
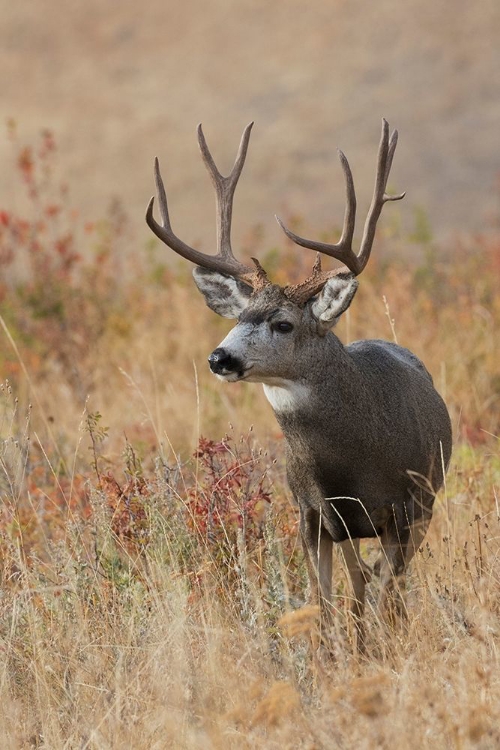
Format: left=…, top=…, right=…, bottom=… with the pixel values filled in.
left=215, top=372, right=241, bottom=383
left=215, top=368, right=257, bottom=383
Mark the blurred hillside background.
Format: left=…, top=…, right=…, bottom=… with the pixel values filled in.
left=2, top=0, right=500, bottom=249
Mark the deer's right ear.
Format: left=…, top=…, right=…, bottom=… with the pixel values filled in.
left=192, top=268, right=253, bottom=319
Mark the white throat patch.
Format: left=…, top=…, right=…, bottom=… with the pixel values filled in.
left=262, top=380, right=311, bottom=413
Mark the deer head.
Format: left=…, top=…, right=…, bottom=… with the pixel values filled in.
left=146, top=120, right=405, bottom=385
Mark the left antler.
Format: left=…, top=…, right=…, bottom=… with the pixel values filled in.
left=146, top=123, right=270, bottom=291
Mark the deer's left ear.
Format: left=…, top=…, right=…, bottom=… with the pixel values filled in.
left=309, top=273, right=358, bottom=334
left=193, top=267, right=253, bottom=319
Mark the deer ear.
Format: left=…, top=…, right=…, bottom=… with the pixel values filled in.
left=193, top=268, right=253, bottom=319
left=310, top=273, right=358, bottom=333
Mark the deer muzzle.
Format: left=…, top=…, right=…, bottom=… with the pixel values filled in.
left=208, top=348, right=244, bottom=377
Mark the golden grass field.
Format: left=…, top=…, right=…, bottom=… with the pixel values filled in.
left=0, top=127, right=499, bottom=748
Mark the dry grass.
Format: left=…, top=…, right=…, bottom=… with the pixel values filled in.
left=0, top=129, right=498, bottom=748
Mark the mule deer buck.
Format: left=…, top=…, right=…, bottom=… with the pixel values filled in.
left=146, top=120, right=452, bottom=638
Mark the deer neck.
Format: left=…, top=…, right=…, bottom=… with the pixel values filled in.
left=262, top=332, right=359, bottom=416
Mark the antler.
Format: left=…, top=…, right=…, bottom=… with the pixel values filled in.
left=278, top=119, right=405, bottom=305
left=146, top=123, right=270, bottom=291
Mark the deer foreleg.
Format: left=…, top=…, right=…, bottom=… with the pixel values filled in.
left=299, top=505, right=333, bottom=618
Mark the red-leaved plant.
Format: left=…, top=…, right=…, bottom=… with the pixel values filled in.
left=187, top=434, right=271, bottom=563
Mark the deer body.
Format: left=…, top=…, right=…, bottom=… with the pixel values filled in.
left=146, top=120, right=452, bottom=633
left=272, top=336, right=450, bottom=544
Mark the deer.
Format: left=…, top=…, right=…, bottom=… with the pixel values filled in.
left=146, top=120, right=452, bottom=644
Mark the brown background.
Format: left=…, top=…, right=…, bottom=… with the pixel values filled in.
left=2, top=0, right=499, bottom=251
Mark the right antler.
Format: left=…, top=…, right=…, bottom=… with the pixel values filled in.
left=146, top=123, right=269, bottom=290
left=277, top=119, right=405, bottom=304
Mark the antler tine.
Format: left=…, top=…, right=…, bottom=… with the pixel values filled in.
left=146, top=160, right=225, bottom=271
left=384, top=126, right=399, bottom=186
left=357, top=119, right=406, bottom=273
left=336, top=149, right=357, bottom=250
left=146, top=124, right=268, bottom=287
left=197, top=122, right=254, bottom=261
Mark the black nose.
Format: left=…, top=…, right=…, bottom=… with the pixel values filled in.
left=208, top=348, right=241, bottom=375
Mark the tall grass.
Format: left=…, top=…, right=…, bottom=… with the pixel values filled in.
left=0, top=127, right=498, bottom=747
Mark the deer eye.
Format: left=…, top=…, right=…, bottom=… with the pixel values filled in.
left=272, top=321, right=294, bottom=333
